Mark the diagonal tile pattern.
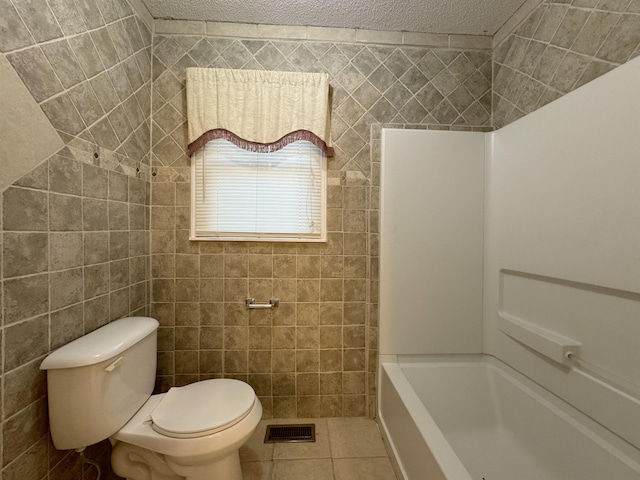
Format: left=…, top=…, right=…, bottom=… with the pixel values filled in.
left=493, top=0, right=640, bottom=128
left=2, top=0, right=153, bottom=166
left=151, top=35, right=492, bottom=180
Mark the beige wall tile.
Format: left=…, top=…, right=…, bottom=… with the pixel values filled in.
left=319, top=303, right=343, bottom=325
left=296, top=350, right=319, bottom=372
left=4, top=358, right=47, bottom=419
left=273, top=255, right=297, bottom=278
left=320, top=395, right=343, bottom=417
left=273, top=396, right=297, bottom=417
left=129, top=0, right=154, bottom=29
left=3, top=232, right=48, bottom=278
left=50, top=304, right=83, bottom=349
left=273, top=373, right=296, bottom=395
left=2, top=399, right=48, bottom=464
left=2, top=435, right=49, bottom=480
left=494, top=0, right=546, bottom=48
left=296, top=396, right=320, bottom=417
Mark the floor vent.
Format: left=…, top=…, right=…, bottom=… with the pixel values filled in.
left=264, top=424, right=316, bottom=443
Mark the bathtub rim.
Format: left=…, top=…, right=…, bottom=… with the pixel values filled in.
left=378, top=355, right=474, bottom=480
left=378, top=353, right=640, bottom=480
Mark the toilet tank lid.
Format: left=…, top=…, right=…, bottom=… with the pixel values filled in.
left=40, top=317, right=159, bottom=370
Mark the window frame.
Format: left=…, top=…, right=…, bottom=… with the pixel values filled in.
left=189, top=140, right=328, bottom=243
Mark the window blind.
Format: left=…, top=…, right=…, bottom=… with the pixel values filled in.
left=192, top=139, right=326, bottom=241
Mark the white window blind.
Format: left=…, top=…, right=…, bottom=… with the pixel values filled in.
left=192, top=139, right=326, bottom=241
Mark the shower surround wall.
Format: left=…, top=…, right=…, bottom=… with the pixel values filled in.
left=0, top=0, right=152, bottom=478
left=492, top=0, right=640, bottom=127
left=149, top=26, right=493, bottom=419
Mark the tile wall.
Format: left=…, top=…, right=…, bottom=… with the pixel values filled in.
left=149, top=31, right=493, bottom=419
left=2, top=0, right=638, bottom=477
left=493, top=0, right=640, bottom=127
left=0, top=0, right=152, bottom=478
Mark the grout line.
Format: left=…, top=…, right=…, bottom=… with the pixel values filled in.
left=2, top=10, right=142, bottom=56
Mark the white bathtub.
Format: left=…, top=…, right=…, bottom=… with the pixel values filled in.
left=378, top=355, right=640, bottom=480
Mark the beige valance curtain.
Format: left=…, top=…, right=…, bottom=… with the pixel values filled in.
left=186, top=68, right=333, bottom=156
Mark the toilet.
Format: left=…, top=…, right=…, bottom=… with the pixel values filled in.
left=40, top=316, right=262, bottom=480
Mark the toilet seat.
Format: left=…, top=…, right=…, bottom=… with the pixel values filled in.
left=150, top=379, right=256, bottom=439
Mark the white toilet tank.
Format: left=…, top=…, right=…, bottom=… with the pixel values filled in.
left=41, top=317, right=159, bottom=450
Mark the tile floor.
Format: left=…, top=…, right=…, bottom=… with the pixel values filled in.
left=239, top=417, right=400, bottom=480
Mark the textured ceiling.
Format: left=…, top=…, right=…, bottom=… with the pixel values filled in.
left=143, top=0, right=527, bottom=36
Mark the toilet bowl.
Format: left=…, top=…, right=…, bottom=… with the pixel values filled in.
left=40, top=317, right=261, bottom=480
left=111, top=379, right=263, bottom=480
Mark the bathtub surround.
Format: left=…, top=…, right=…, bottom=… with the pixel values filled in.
left=378, top=55, right=640, bottom=478
left=379, top=130, right=485, bottom=355
left=0, top=0, right=153, bottom=478
left=492, top=0, right=640, bottom=127
left=485, top=56, right=640, bottom=449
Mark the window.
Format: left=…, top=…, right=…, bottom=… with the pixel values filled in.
left=191, top=139, right=326, bottom=242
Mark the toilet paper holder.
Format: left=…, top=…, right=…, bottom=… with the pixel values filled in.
left=245, top=298, right=280, bottom=309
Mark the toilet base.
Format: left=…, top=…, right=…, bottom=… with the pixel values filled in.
left=111, top=442, right=244, bottom=480
left=111, top=442, right=182, bottom=480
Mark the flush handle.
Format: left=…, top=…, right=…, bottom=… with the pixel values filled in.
left=105, top=356, right=124, bottom=372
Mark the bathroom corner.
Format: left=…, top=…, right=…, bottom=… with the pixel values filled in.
left=0, top=0, right=153, bottom=476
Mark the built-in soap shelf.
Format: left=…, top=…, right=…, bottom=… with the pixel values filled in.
left=499, top=312, right=581, bottom=365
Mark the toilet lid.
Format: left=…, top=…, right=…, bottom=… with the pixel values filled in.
left=151, top=379, right=256, bottom=439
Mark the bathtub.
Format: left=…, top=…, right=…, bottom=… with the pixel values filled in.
left=378, top=355, right=640, bottom=480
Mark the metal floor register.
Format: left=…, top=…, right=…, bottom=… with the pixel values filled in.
left=264, top=424, right=316, bottom=443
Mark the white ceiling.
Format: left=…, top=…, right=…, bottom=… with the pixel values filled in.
left=142, top=0, right=527, bottom=36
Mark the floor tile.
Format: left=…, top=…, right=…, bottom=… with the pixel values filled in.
left=327, top=417, right=388, bottom=458
left=241, top=461, right=273, bottom=480
left=271, top=459, right=334, bottom=480
left=240, top=417, right=398, bottom=480
left=273, top=418, right=330, bottom=459
left=334, top=457, right=398, bottom=480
